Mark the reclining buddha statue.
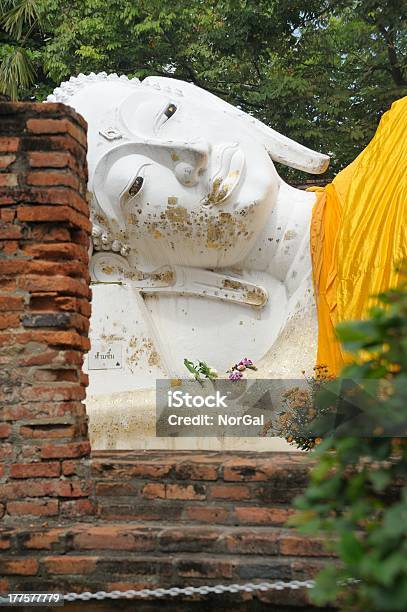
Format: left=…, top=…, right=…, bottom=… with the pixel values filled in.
left=48, top=73, right=405, bottom=449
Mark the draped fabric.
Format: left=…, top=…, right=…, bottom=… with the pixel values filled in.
left=309, top=97, right=407, bottom=375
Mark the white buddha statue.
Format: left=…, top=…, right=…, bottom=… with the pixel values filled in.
left=48, top=73, right=328, bottom=450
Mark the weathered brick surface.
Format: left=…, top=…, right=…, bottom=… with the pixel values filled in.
left=0, top=101, right=93, bottom=524
left=93, top=452, right=309, bottom=525
left=1, top=447, right=334, bottom=607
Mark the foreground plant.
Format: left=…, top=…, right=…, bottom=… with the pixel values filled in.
left=292, top=271, right=407, bottom=610
left=227, top=358, right=258, bottom=381
left=184, top=356, right=257, bottom=383
left=274, top=365, right=332, bottom=450
left=183, top=358, right=218, bottom=385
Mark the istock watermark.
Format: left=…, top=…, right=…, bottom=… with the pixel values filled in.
left=167, top=389, right=228, bottom=408
left=155, top=378, right=407, bottom=438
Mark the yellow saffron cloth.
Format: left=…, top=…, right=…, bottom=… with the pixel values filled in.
left=309, top=97, right=407, bottom=375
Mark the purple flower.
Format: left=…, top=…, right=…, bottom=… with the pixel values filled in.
left=239, top=357, right=253, bottom=367
left=229, top=371, right=243, bottom=381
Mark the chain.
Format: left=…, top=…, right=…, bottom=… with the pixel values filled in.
left=64, top=579, right=315, bottom=601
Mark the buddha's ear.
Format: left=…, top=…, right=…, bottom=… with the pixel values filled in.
left=261, top=126, right=329, bottom=174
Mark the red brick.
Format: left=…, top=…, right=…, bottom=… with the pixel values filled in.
left=22, top=134, right=85, bottom=164
left=0, top=312, right=20, bottom=329
left=80, top=371, right=89, bottom=386
left=210, top=484, right=251, bottom=500
left=42, top=556, right=97, bottom=575
left=0, top=208, right=16, bottom=222
left=95, top=482, right=136, bottom=496
left=1, top=401, right=85, bottom=421
left=8, top=186, right=89, bottom=215
left=0, top=423, right=12, bottom=438
left=27, top=171, right=79, bottom=190
left=185, top=506, right=229, bottom=523
left=73, top=526, right=156, bottom=551
left=0, top=405, right=30, bottom=421
left=234, top=507, right=293, bottom=525
left=0, top=195, right=14, bottom=205
left=1, top=479, right=90, bottom=499
left=279, top=535, right=332, bottom=557
left=22, top=385, right=86, bottom=402
left=10, top=462, right=60, bottom=478
left=0, top=223, right=23, bottom=239
left=0, top=330, right=90, bottom=351
left=25, top=103, right=87, bottom=129
left=0, top=296, right=24, bottom=311
left=0, top=558, right=38, bottom=575
left=0, top=137, right=19, bottom=152
left=0, top=259, right=89, bottom=279
left=62, top=460, right=79, bottom=476
left=20, top=423, right=77, bottom=438
left=1, top=239, right=19, bottom=253
left=159, top=527, right=219, bottom=551
left=142, top=483, right=206, bottom=500
left=57, top=297, right=91, bottom=315
left=0, top=173, right=17, bottom=187
left=18, top=349, right=59, bottom=366
left=0, top=154, right=16, bottom=169
left=23, top=529, right=63, bottom=550
left=41, top=441, right=91, bottom=459
left=175, top=460, right=218, bottom=481
left=223, top=458, right=273, bottom=481
left=17, top=205, right=91, bottom=233
left=28, top=225, right=71, bottom=242
left=28, top=151, right=80, bottom=171
left=26, top=119, right=87, bottom=148
left=60, top=499, right=95, bottom=517
left=18, top=274, right=90, bottom=298
left=91, top=460, right=172, bottom=480
left=224, top=531, right=279, bottom=554
left=7, top=500, right=59, bottom=516
left=32, top=369, right=78, bottom=383
left=177, top=559, right=233, bottom=579
left=23, top=242, right=89, bottom=264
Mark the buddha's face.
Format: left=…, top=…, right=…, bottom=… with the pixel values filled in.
left=66, top=75, right=328, bottom=269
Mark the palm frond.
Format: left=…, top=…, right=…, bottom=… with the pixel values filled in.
left=1, top=0, right=43, bottom=41
left=0, top=45, right=35, bottom=99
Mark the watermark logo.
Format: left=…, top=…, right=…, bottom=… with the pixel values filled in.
left=167, top=389, right=229, bottom=408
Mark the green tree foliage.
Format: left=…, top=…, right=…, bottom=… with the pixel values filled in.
left=293, top=270, right=407, bottom=610
left=1, top=0, right=406, bottom=177
left=0, top=0, right=48, bottom=99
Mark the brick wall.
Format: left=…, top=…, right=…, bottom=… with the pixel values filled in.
left=2, top=452, right=331, bottom=609
left=0, top=102, right=94, bottom=522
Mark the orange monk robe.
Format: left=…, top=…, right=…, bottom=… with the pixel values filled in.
left=309, top=97, right=407, bottom=375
